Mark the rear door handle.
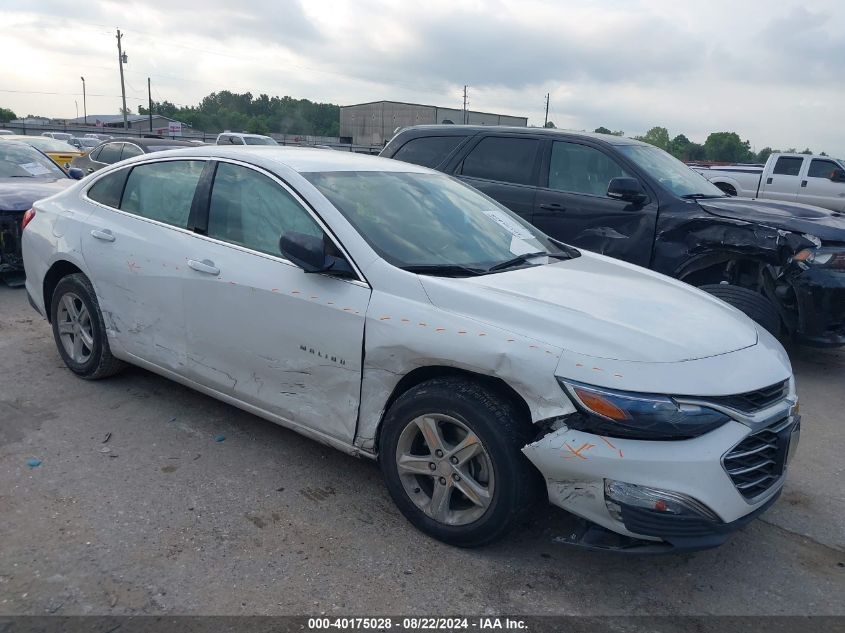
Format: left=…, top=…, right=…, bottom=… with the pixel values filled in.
left=187, top=259, right=220, bottom=275
left=539, top=202, right=565, bottom=211
left=90, top=229, right=115, bottom=242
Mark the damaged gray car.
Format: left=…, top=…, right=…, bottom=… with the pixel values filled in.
left=381, top=127, right=845, bottom=347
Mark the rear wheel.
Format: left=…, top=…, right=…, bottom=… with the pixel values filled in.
left=50, top=273, right=124, bottom=379
left=379, top=377, right=540, bottom=547
left=699, top=283, right=781, bottom=337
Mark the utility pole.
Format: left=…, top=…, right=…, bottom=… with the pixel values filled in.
left=80, top=77, right=87, bottom=124
left=544, top=93, right=550, bottom=127
left=116, top=29, right=128, bottom=129
left=462, top=85, right=468, bottom=125
left=148, top=77, right=153, bottom=134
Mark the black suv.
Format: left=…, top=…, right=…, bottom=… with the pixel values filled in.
left=381, top=126, right=845, bottom=347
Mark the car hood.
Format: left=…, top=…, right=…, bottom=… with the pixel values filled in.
left=0, top=177, right=72, bottom=212
left=698, top=197, right=845, bottom=242
left=419, top=252, right=759, bottom=363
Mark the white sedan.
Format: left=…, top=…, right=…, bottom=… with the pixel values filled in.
left=22, top=147, right=800, bottom=550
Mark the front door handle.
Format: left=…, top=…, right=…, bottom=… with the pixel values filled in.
left=539, top=202, right=565, bottom=211
left=801, top=180, right=808, bottom=187
left=86, top=168, right=94, bottom=174
left=187, top=259, right=220, bottom=275
left=90, top=229, right=115, bottom=242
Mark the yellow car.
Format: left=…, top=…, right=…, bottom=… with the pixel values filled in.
left=0, top=135, right=83, bottom=171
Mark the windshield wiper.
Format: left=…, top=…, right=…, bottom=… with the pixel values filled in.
left=401, top=264, right=486, bottom=277
left=681, top=193, right=726, bottom=199
left=486, top=251, right=571, bottom=273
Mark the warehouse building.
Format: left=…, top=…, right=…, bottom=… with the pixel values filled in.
left=66, top=114, right=189, bottom=135
left=340, top=100, right=528, bottom=147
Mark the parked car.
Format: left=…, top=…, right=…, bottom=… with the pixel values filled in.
left=23, top=146, right=799, bottom=551
left=691, top=153, right=845, bottom=212
left=216, top=132, right=278, bottom=146
left=67, top=137, right=100, bottom=153
left=0, top=130, right=14, bottom=136
left=381, top=126, right=845, bottom=347
left=70, top=137, right=198, bottom=175
left=0, top=141, right=79, bottom=283
left=41, top=132, right=74, bottom=142
left=84, top=133, right=113, bottom=141
left=0, top=135, right=83, bottom=171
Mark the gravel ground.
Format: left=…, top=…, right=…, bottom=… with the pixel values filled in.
left=0, top=284, right=843, bottom=616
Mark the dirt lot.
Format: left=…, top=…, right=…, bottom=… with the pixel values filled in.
left=0, top=284, right=843, bottom=616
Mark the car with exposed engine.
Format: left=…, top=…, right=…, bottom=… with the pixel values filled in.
left=23, top=146, right=800, bottom=551
left=381, top=126, right=845, bottom=347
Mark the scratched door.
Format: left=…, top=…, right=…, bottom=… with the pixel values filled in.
left=80, top=160, right=206, bottom=370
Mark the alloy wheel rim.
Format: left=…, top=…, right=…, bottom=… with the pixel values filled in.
left=396, top=413, right=495, bottom=526
left=57, top=292, right=94, bottom=364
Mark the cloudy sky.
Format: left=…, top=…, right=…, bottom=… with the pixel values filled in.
left=2, top=0, right=843, bottom=155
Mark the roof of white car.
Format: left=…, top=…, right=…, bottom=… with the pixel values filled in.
left=151, top=145, right=431, bottom=174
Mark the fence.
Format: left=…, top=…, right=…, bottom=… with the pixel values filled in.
left=0, top=121, right=381, bottom=154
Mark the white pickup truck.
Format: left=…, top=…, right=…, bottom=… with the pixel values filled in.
left=693, top=153, right=845, bottom=212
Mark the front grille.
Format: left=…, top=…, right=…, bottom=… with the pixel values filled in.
left=705, top=380, right=789, bottom=413
left=724, top=418, right=793, bottom=499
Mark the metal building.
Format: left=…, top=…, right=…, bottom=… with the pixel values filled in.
left=340, top=100, right=528, bottom=147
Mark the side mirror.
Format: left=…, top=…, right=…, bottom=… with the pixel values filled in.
left=67, top=167, right=85, bottom=180
left=830, top=168, right=845, bottom=183
left=279, top=231, right=355, bottom=277
left=607, top=177, right=647, bottom=203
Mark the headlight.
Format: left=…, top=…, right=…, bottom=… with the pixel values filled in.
left=558, top=379, right=730, bottom=440
left=791, top=247, right=845, bottom=270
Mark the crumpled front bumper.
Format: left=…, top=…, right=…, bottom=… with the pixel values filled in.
left=0, top=211, right=25, bottom=274
left=522, top=412, right=800, bottom=552
left=787, top=266, right=845, bottom=347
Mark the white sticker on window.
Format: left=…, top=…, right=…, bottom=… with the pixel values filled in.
left=20, top=162, right=51, bottom=176
left=481, top=210, right=534, bottom=240
left=509, top=236, right=538, bottom=255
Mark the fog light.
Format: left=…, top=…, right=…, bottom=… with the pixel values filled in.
left=604, top=480, right=719, bottom=522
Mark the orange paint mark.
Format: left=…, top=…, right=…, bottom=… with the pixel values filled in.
left=618, top=449, right=624, bottom=458
left=563, top=442, right=596, bottom=460
left=598, top=436, right=618, bottom=450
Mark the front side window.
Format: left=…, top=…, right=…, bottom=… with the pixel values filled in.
left=120, top=160, right=204, bottom=228
left=808, top=159, right=839, bottom=179
left=773, top=157, right=803, bottom=176
left=207, top=163, right=323, bottom=257
left=549, top=142, right=630, bottom=197
left=306, top=171, right=568, bottom=270
left=393, top=136, right=466, bottom=168
left=97, top=143, right=123, bottom=165
left=87, top=169, right=128, bottom=208
left=460, top=137, right=540, bottom=186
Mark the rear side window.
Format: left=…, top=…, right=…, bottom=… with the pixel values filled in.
left=97, top=143, right=123, bottom=165
left=120, top=160, right=204, bottom=228
left=772, top=157, right=803, bottom=176
left=87, top=169, right=128, bottom=208
left=392, top=136, right=466, bottom=168
left=461, top=137, right=540, bottom=186
left=808, top=159, right=839, bottom=178
left=207, top=162, right=323, bottom=257
left=548, top=141, right=630, bottom=196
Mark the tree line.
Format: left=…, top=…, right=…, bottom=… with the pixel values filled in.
left=594, top=126, right=827, bottom=164
left=138, top=91, right=340, bottom=137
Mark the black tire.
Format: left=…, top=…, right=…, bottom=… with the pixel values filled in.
left=699, top=283, right=781, bottom=337
left=50, top=273, right=125, bottom=380
left=379, top=377, right=540, bottom=547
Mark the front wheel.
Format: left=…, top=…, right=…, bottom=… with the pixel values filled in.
left=699, top=283, right=781, bottom=338
left=379, top=377, right=540, bottom=547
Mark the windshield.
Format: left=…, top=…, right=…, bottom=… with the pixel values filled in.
left=617, top=144, right=726, bottom=198
left=0, top=142, right=66, bottom=178
left=9, top=136, right=78, bottom=153
left=305, top=171, right=571, bottom=272
left=244, top=136, right=278, bottom=145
